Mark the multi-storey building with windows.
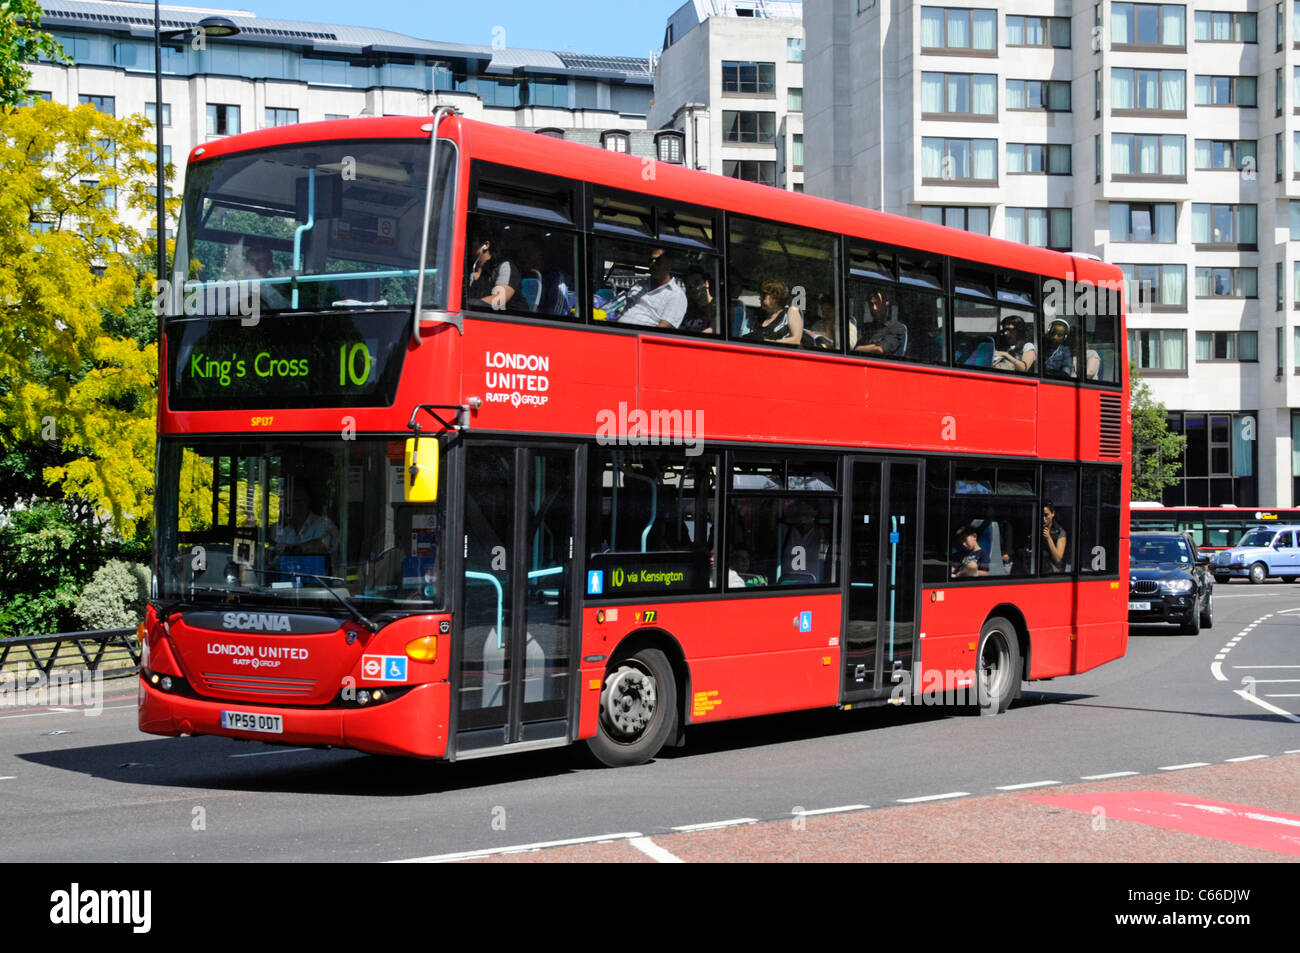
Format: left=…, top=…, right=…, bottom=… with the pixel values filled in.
left=651, top=1, right=806, bottom=190
left=803, top=0, right=1300, bottom=506
left=28, top=0, right=655, bottom=218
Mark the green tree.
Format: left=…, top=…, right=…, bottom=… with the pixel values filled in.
left=1130, top=361, right=1186, bottom=501
left=0, top=0, right=65, bottom=108
left=0, top=100, right=167, bottom=540
left=0, top=502, right=107, bottom=635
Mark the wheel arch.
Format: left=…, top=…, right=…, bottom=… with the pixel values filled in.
left=985, top=604, right=1030, bottom=686
left=606, top=627, right=690, bottom=747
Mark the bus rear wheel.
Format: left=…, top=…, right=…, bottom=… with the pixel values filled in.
left=977, top=617, right=1021, bottom=717
left=585, top=648, right=677, bottom=767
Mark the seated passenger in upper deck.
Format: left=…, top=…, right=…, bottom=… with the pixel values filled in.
left=465, top=226, right=520, bottom=311
left=617, top=248, right=688, bottom=330
left=747, top=279, right=803, bottom=345
left=853, top=287, right=906, bottom=357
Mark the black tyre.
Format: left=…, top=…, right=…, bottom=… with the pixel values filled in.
left=1182, top=598, right=1201, bottom=635
left=1249, top=562, right=1268, bottom=585
left=1282, top=576, right=1297, bottom=584
left=1213, top=574, right=1230, bottom=585
left=1199, top=590, right=1213, bottom=629
left=584, top=648, right=677, bottom=767
left=976, top=616, right=1021, bottom=717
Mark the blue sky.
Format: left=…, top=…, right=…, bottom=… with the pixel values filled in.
left=235, top=1, right=692, bottom=57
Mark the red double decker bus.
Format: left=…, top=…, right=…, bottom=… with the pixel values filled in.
left=141, top=112, right=1129, bottom=765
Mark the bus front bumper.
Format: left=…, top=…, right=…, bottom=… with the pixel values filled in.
left=138, top=677, right=450, bottom=759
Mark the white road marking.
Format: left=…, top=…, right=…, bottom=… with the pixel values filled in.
left=1157, top=762, right=1211, bottom=771
left=671, top=818, right=757, bottom=832
left=1175, top=802, right=1300, bottom=829
left=1232, top=665, right=1300, bottom=668
left=1080, top=771, right=1139, bottom=780
left=995, top=781, right=1062, bottom=790
left=792, top=804, right=870, bottom=817
left=1265, top=694, right=1300, bottom=698
left=1223, top=755, right=1268, bottom=762
left=1211, top=662, right=1227, bottom=681
left=0, top=776, right=14, bottom=781
left=392, top=832, right=644, bottom=863
left=896, top=792, right=970, bottom=803
left=228, top=747, right=311, bottom=758
left=629, top=837, right=684, bottom=863
left=1246, top=679, right=1300, bottom=683
left=1286, top=749, right=1300, bottom=754
left=1233, top=690, right=1300, bottom=722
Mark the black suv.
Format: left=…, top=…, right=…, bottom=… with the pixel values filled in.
left=1128, top=532, right=1214, bottom=634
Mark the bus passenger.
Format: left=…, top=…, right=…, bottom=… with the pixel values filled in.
left=619, top=248, right=687, bottom=329
left=728, top=548, right=752, bottom=588
left=465, top=227, right=520, bottom=311
left=781, top=501, right=823, bottom=582
left=854, top=287, right=906, bottom=357
left=952, top=526, right=989, bottom=578
left=993, top=315, right=1036, bottom=373
left=274, top=483, right=341, bottom=575
left=1041, top=501, right=1068, bottom=573
left=751, top=279, right=803, bottom=345
left=519, top=237, right=571, bottom=315
left=244, top=241, right=290, bottom=311
left=681, top=271, right=715, bottom=332
left=801, top=294, right=835, bottom=349
left=1043, top=319, right=1074, bottom=377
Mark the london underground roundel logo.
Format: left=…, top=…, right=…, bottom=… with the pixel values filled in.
left=362, top=658, right=381, bottom=678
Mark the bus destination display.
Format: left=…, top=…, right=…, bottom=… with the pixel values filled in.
left=167, top=312, right=408, bottom=409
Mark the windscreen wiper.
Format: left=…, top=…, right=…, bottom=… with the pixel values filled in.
left=238, top=567, right=380, bottom=633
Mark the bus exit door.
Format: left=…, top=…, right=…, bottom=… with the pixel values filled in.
left=454, top=444, right=579, bottom=756
left=842, top=458, right=921, bottom=701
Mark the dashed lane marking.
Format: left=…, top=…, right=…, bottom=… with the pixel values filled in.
left=995, top=781, right=1062, bottom=790
left=1080, top=771, right=1139, bottom=780
left=792, top=805, right=870, bottom=817
left=392, top=832, right=644, bottom=863
left=1224, top=755, right=1269, bottom=762
left=228, top=747, right=311, bottom=759
left=896, top=792, right=970, bottom=803
left=629, top=837, right=684, bottom=863
left=1158, top=762, right=1211, bottom=771
left=671, top=818, right=757, bottom=832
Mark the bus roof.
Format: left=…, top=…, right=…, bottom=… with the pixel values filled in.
left=189, top=115, right=1122, bottom=290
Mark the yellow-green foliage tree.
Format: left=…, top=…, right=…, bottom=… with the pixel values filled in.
left=0, top=99, right=171, bottom=539
left=0, top=0, right=65, bottom=108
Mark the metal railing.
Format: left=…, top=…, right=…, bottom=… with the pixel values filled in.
left=0, top=628, right=140, bottom=676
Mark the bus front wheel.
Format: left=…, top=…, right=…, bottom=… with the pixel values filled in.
left=977, top=617, right=1021, bottom=717
left=585, top=648, right=677, bottom=767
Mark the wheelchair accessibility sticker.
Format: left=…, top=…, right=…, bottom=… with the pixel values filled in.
left=362, top=654, right=408, bottom=681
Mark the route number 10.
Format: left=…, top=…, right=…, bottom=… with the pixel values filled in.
left=339, top=342, right=373, bottom=387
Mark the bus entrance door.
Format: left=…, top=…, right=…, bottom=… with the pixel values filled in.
left=454, top=444, right=578, bottom=756
left=842, top=458, right=921, bottom=702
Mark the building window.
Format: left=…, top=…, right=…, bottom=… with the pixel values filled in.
left=1191, top=204, right=1257, bottom=248
left=324, top=113, right=348, bottom=121
left=1006, top=79, right=1071, bottom=111
left=1111, top=68, right=1185, bottom=112
left=1194, top=75, right=1257, bottom=106
left=206, top=103, right=241, bottom=136
left=722, top=111, right=776, bottom=143
left=1194, top=10, right=1257, bottom=41
left=1197, top=331, right=1258, bottom=362
left=787, top=87, right=803, bottom=111
left=1162, top=412, right=1256, bottom=506
left=1112, top=3, right=1187, bottom=48
left=1095, top=134, right=1102, bottom=182
left=536, top=128, right=565, bottom=139
left=723, top=160, right=776, bottom=185
left=145, top=102, right=170, bottom=126
left=1111, top=133, right=1185, bottom=177
left=920, top=7, right=997, bottom=52
left=656, top=132, right=683, bottom=163
left=1109, top=202, right=1177, bottom=242
left=78, top=94, right=115, bottom=116
left=787, top=37, right=804, bottom=62
left=1121, top=263, right=1187, bottom=309
left=722, top=61, right=776, bottom=94
left=1294, top=132, right=1300, bottom=177
left=921, top=137, right=998, bottom=183
left=1128, top=328, right=1187, bottom=371
left=791, top=133, right=804, bottom=171
left=1005, top=208, right=1071, bottom=250
left=1006, top=15, right=1071, bottom=47
left=919, top=206, right=991, bottom=234
left=265, top=107, right=298, bottom=127
left=922, top=72, right=997, bottom=117
left=1006, top=143, right=1071, bottom=174
left=602, top=131, right=630, bottom=153
left=1194, top=139, right=1255, bottom=171
left=1195, top=267, right=1258, bottom=298
left=25, top=90, right=51, bottom=104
